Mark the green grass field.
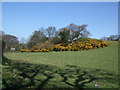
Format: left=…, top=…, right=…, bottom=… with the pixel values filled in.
left=2, top=41, right=119, bottom=89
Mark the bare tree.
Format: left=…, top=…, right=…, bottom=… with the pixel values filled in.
left=46, top=26, right=56, bottom=39
left=68, top=24, right=90, bottom=40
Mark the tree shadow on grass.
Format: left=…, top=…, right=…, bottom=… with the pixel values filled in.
left=2, top=56, right=11, bottom=65
left=2, top=58, right=119, bottom=89
left=59, top=65, right=97, bottom=89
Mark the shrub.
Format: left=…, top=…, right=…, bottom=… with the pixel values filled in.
left=20, top=49, right=29, bottom=52
left=52, top=39, right=109, bottom=51
left=20, top=39, right=109, bottom=52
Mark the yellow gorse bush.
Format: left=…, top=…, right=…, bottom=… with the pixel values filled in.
left=20, top=49, right=30, bottom=52
left=20, top=39, right=109, bottom=52
left=53, top=39, right=109, bottom=51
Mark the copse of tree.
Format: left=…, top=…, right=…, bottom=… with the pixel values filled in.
left=2, top=32, right=19, bottom=44
left=101, top=35, right=120, bottom=41
left=1, top=31, right=19, bottom=51
left=27, top=23, right=91, bottom=48
left=57, top=24, right=90, bottom=44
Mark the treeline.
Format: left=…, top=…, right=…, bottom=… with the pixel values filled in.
left=1, top=23, right=90, bottom=52
left=27, top=23, right=90, bottom=49
left=0, top=31, right=19, bottom=52
left=1, top=23, right=119, bottom=52
left=101, top=35, right=120, bottom=41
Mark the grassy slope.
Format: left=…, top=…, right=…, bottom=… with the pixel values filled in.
left=3, top=41, right=118, bottom=88
left=4, top=41, right=118, bottom=74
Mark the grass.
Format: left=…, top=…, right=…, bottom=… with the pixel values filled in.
left=2, top=41, right=119, bottom=89
left=4, top=41, right=118, bottom=74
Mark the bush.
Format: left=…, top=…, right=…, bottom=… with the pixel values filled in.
left=20, top=39, right=109, bottom=52
left=52, top=39, right=109, bottom=51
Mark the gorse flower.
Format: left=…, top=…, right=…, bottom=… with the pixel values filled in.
left=20, top=39, right=109, bottom=52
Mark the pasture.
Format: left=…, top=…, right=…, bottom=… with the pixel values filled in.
left=2, top=41, right=119, bottom=89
